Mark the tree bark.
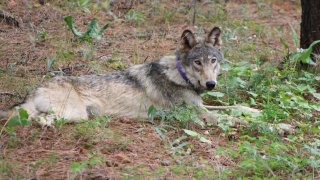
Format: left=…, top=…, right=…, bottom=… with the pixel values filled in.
left=300, top=0, right=320, bottom=57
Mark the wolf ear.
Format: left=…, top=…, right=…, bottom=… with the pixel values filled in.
left=206, top=27, right=222, bottom=48
left=181, top=30, right=196, bottom=51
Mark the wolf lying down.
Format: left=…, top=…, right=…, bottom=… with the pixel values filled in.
left=1, top=27, right=294, bottom=135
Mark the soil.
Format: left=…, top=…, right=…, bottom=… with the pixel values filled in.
left=0, top=0, right=301, bottom=179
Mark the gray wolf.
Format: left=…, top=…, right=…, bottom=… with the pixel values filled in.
left=1, top=27, right=224, bottom=127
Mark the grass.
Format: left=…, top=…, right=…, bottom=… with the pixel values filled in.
left=1, top=0, right=319, bottom=179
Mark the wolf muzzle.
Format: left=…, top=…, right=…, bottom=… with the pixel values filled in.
left=206, top=81, right=216, bottom=90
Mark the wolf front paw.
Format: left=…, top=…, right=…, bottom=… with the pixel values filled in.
left=199, top=112, right=248, bottom=127
left=36, top=115, right=56, bottom=128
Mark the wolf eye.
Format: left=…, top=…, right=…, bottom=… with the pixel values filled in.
left=211, top=57, right=217, bottom=63
left=194, top=60, right=202, bottom=66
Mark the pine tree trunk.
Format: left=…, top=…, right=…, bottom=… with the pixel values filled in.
left=300, top=0, right=320, bottom=59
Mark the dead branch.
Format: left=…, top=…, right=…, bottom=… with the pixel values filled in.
left=0, top=10, right=19, bottom=27
left=96, top=0, right=118, bottom=20
left=192, top=0, right=197, bottom=25
left=0, top=92, right=22, bottom=98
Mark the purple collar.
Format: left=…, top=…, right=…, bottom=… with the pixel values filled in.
left=176, top=58, right=190, bottom=84
left=175, top=53, right=194, bottom=88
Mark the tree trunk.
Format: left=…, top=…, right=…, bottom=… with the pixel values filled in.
left=300, top=0, right=320, bottom=58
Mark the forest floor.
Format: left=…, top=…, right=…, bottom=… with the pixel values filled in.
left=2, top=0, right=319, bottom=179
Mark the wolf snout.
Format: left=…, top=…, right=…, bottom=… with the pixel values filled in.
left=206, top=81, right=216, bottom=90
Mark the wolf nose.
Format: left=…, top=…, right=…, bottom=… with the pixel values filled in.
left=206, top=81, right=216, bottom=90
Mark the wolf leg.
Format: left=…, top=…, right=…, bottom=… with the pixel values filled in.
left=200, top=110, right=295, bottom=135
left=204, top=105, right=260, bottom=116
left=199, top=111, right=248, bottom=127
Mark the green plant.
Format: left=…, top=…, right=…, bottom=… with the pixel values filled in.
left=0, top=108, right=30, bottom=137
left=53, top=118, right=67, bottom=130
left=46, top=54, right=57, bottom=73
left=36, top=28, right=48, bottom=42
left=78, top=0, right=91, bottom=13
left=72, top=115, right=111, bottom=149
left=7, top=108, right=30, bottom=127
left=291, top=40, right=320, bottom=65
left=280, top=25, right=320, bottom=66
left=64, top=16, right=109, bottom=41
left=70, top=155, right=104, bottom=173
left=148, top=103, right=204, bottom=128
left=125, top=10, right=145, bottom=26
left=183, top=129, right=211, bottom=144
left=148, top=104, right=211, bottom=157
left=104, top=51, right=127, bottom=70
left=32, top=155, right=58, bottom=170
left=169, top=135, right=190, bottom=155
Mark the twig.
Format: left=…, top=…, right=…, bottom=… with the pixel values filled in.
left=192, top=0, right=197, bottom=25
left=0, top=118, right=10, bottom=136
left=144, top=56, right=149, bottom=63
left=29, top=148, right=79, bottom=155
left=96, top=54, right=109, bottom=60
left=0, top=110, right=16, bottom=137
left=96, top=0, right=118, bottom=20
left=0, top=92, right=22, bottom=99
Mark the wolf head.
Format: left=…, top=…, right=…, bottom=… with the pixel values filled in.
left=177, top=27, right=223, bottom=92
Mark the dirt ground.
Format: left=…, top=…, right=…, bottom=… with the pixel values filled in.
left=0, top=0, right=302, bottom=179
